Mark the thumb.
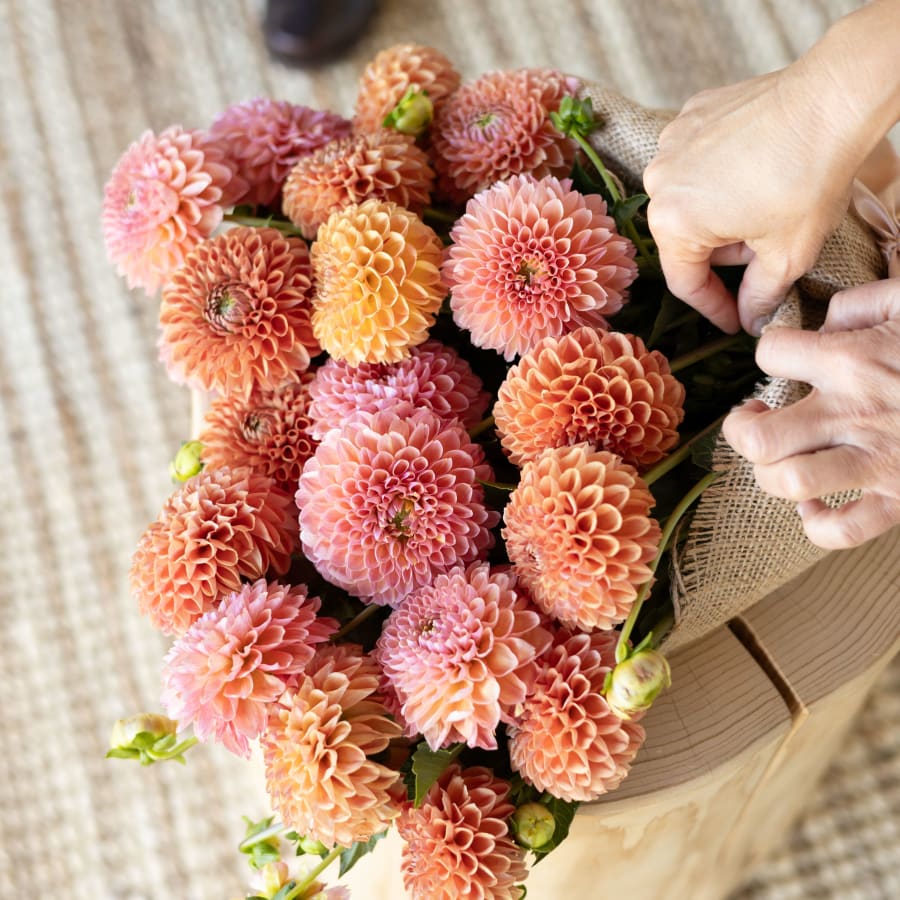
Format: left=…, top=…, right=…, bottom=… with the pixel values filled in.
left=736, top=253, right=799, bottom=335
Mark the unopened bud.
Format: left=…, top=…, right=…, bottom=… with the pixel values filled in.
left=106, top=713, right=197, bottom=765
left=297, top=836, right=329, bottom=857
left=605, top=649, right=672, bottom=720
left=510, top=801, right=556, bottom=850
left=384, top=88, right=433, bottom=136
left=109, top=713, right=177, bottom=751
left=253, top=861, right=291, bottom=899
left=169, top=440, right=204, bottom=482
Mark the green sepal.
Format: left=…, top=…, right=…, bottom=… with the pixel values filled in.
left=271, top=883, right=297, bottom=900
left=105, top=748, right=140, bottom=761
left=338, top=830, right=387, bottom=877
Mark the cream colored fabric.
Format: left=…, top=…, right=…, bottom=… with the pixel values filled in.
left=1, top=0, right=895, bottom=897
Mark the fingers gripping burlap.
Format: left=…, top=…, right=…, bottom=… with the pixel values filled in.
left=578, top=83, right=887, bottom=649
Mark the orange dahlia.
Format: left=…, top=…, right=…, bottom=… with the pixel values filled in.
left=443, top=174, right=637, bottom=360
left=199, top=375, right=317, bottom=491
left=310, top=200, right=446, bottom=365
left=508, top=630, right=645, bottom=802
left=431, top=68, right=580, bottom=201
left=502, top=444, right=660, bottom=632
left=494, top=327, right=685, bottom=469
left=130, top=467, right=297, bottom=636
left=354, top=43, right=461, bottom=134
left=102, top=127, right=246, bottom=294
left=398, top=764, right=528, bottom=900
left=282, top=130, right=435, bottom=239
left=262, top=644, right=401, bottom=848
left=159, top=226, right=319, bottom=397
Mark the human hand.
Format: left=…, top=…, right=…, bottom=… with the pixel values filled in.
left=722, top=278, right=900, bottom=549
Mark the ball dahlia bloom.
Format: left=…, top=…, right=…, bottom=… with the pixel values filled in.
left=376, top=563, right=551, bottom=751
left=130, top=467, right=297, bottom=635
left=310, top=200, right=446, bottom=366
left=159, top=226, right=320, bottom=397
left=282, top=130, right=435, bottom=240
left=508, top=630, right=646, bottom=802
left=199, top=375, right=318, bottom=491
left=354, top=43, right=461, bottom=134
left=102, top=127, right=246, bottom=294
left=262, top=644, right=402, bottom=848
left=210, top=97, right=351, bottom=208
left=306, top=340, right=490, bottom=440
left=494, top=327, right=685, bottom=468
left=503, top=444, right=660, bottom=632
left=161, top=579, right=337, bottom=757
left=296, top=409, right=498, bottom=607
left=398, top=764, right=528, bottom=900
left=431, top=68, right=579, bottom=201
left=443, top=174, right=638, bottom=360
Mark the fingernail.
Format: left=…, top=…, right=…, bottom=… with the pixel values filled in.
left=750, top=315, right=772, bottom=336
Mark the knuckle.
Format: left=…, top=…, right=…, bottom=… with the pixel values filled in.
left=779, top=463, right=818, bottom=501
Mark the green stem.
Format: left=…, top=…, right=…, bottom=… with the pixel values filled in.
left=223, top=213, right=306, bottom=238
left=238, top=822, right=286, bottom=853
left=642, top=413, right=727, bottom=486
left=284, top=847, right=342, bottom=900
left=616, top=471, right=719, bottom=663
left=332, top=604, right=381, bottom=642
left=423, top=206, right=460, bottom=226
left=468, top=415, right=495, bottom=439
left=669, top=334, right=743, bottom=374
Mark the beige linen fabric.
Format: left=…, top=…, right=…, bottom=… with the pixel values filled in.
left=1, top=0, right=896, bottom=897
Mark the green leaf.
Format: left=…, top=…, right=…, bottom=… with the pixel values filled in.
left=411, top=742, right=464, bottom=807
left=569, top=157, right=612, bottom=203
left=611, top=192, right=649, bottom=233
left=271, top=883, right=297, bottom=900
left=648, top=291, right=693, bottom=346
left=530, top=797, right=580, bottom=865
left=338, top=830, right=387, bottom=877
left=105, top=748, right=139, bottom=761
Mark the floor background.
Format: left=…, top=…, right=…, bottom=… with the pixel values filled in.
left=0, top=0, right=897, bottom=897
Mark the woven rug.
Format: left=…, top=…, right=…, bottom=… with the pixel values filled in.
left=1, top=0, right=896, bottom=897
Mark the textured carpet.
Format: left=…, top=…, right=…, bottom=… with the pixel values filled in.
left=1, top=0, right=896, bottom=897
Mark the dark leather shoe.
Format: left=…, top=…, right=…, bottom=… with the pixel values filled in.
left=264, top=0, right=379, bottom=66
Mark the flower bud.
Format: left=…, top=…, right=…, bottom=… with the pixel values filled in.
left=510, top=801, right=556, bottom=850
left=169, top=439, right=204, bottom=482
left=252, top=861, right=291, bottom=899
left=109, top=713, right=177, bottom=751
left=384, top=88, right=433, bottom=137
left=106, top=713, right=197, bottom=765
left=297, top=836, right=330, bottom=857
left=605, top=649, right=672, bottom=720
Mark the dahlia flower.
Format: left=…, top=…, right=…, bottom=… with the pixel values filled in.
left=306, top=340, right=489, bottom=440
left=102, top=127, right=246, bottom=294
left=159, top=226, right=319, bottom=397
left=354, top=43, right=461, bottom=134
left=431, top=68, right=579, bottom=201
left=282, top=130, right=435, bottom=239
left=262, top=644, right=401, bottom=848
left=210, top=97, right=351, bottom=207
left=296, top=409, right=498, bottom=607
left=199, top=375, right=317, bottom=490
left=376, top=562, right=551, bottom=750
left=508, top=630, right=646, bottom=802
left=310, top=200, right=446, bottom=365
left=161, top=579, right=337, bottom=757
left=494, top=327, right=685, bottom=468
left=130, top=467, right=297, bottom=635
left=503, top=444, right=660, bottom=632
left=398, top=764, right=528, bottom=900
left=443, top=174, right=637, bottom=360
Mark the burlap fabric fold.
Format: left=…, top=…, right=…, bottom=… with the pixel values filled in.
left=578, top=83, right=887, bottom=650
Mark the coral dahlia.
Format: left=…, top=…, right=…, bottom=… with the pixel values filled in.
left=503, top=444, right=660, bottom=632
left=444, top=174, right=637, bottom=360
left=130, top=467, right=297, bottom=636
left=296, top=409, right=498, bottom=607
left=102, top=127, right=246, bottom=294
left=262, top=644, right=401, bottom=848
left=398, top=764, right=528, bottom=900
left=210, top=97, right=351, bottom=208
left=310, top=200, right=446, bottom=365
left=494, top=327, right=685, bottom=468
left=159, top=226, right=319, bottom=397
left=282, top=130, right=435, bottom=239
left=161, top=579, right=337, bottom=757
left=508, top=630, right=646, bottom=802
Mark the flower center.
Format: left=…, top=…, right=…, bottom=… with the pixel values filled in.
left=241, top=407, right=277, bottom=442
left=386, top=496, right=416, bottom=541
left=475, top=111, right=496, bottom=128
left=204, top=283, right=252, bottom=333
left=517, top=258, right=543, bottom=285
left=124, top=177, right=179, bottom=226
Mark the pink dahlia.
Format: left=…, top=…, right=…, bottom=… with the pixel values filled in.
left=199, top=375, right=317, bottom=491
left=398, top=764, right=528, bottom=900
left=494, top=327, right=685, bottom=468
left=130, top=467, right=297, bottom=636
left=376, top=562, right=551, bottom=751
left=503, top=444, right=660, bottom=632
left=210, top=97, right=351, bottom=208
left=296, top=409, right=498, bottom=607
left=262, top=644, right=402, bottom=848
left=102, top=127, right=246, bottom=294
left=443, top=174, right=638, bottom=360
left=306, top=340, right=490, bottom=440
left=508, top=630, right=646, bottom=802
left=159, top=226, right=319, bottom=398
left=161, top=579, right=337, bottom=757
left=431, top=68, right=579, bottom=201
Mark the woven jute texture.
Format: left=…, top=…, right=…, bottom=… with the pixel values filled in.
left=1, top=1, right=896, bottom=898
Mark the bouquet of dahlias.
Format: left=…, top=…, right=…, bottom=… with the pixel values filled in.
left=104, top=44, right=764, bottom=899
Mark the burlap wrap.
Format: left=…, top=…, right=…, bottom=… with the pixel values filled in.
left=578, top=83, right=887, bottom=649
